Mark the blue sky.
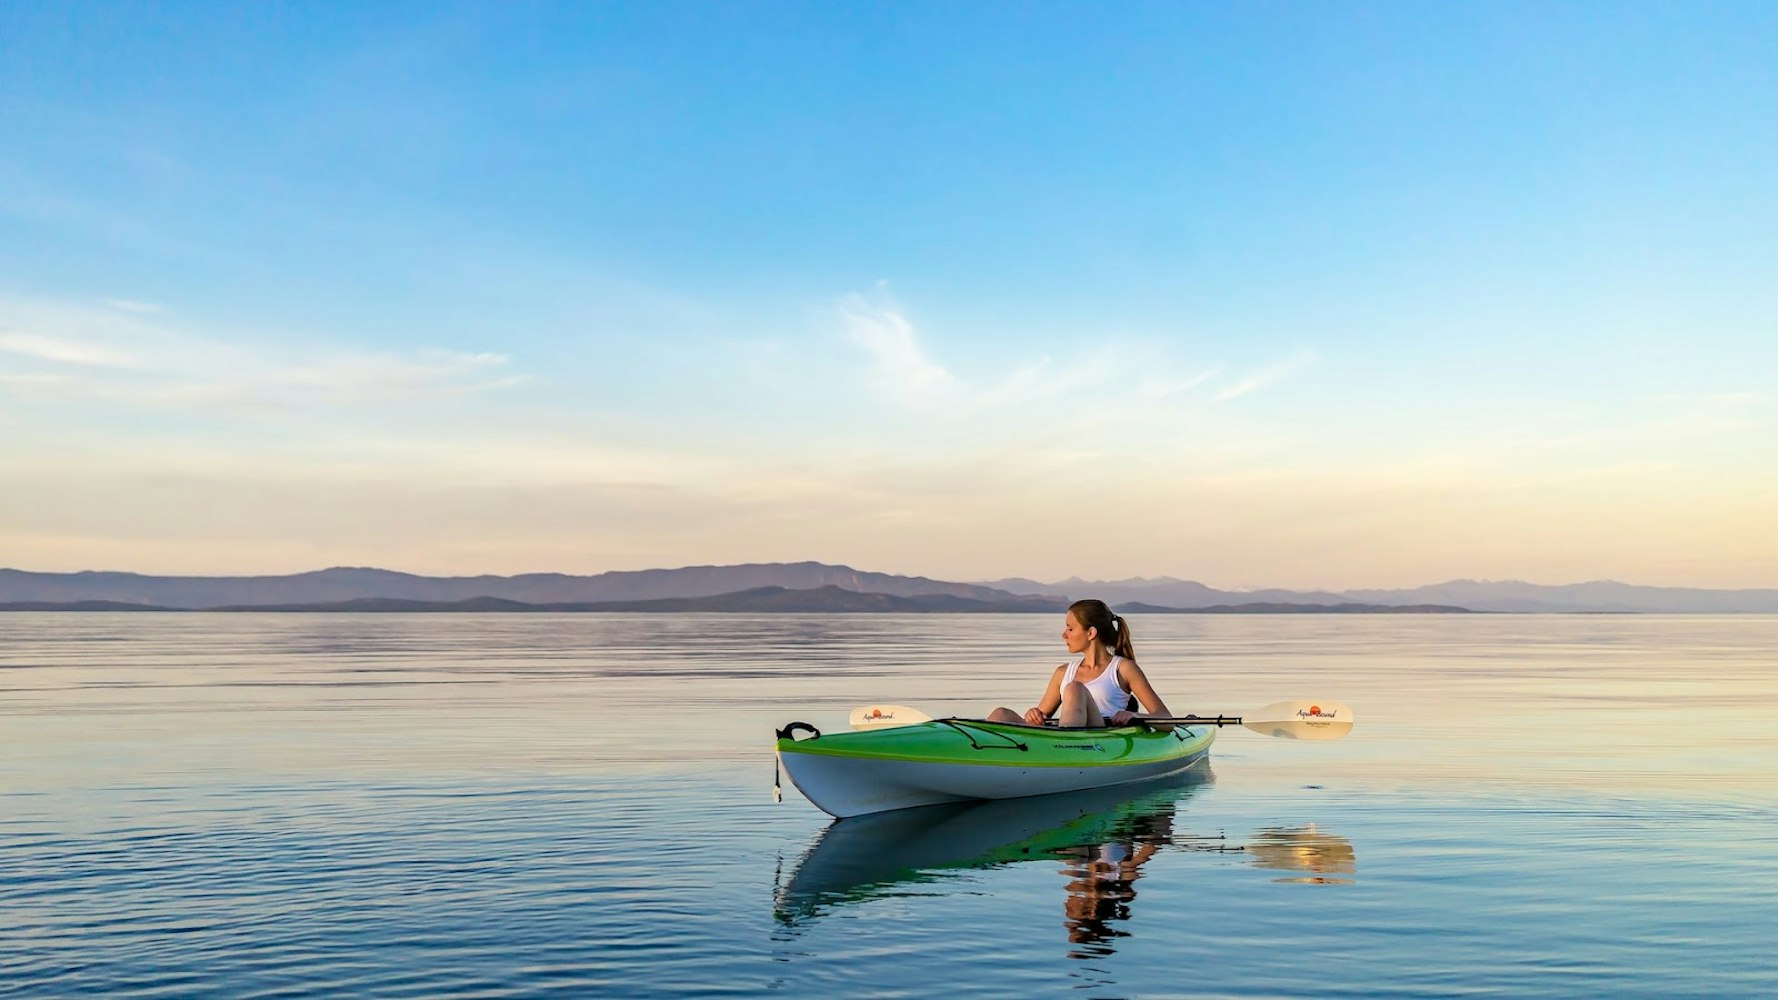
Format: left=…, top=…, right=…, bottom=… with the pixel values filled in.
left=2, top=2, right=1774, bottom=586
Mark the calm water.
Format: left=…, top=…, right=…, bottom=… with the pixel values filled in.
left=3, top=613, right=1775, bottom=997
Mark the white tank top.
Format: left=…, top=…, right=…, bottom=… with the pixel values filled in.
left=1062, top=655, right=1132, bottom=718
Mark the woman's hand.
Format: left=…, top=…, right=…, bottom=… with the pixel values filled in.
left=1023, top=707, right=1048, bottom=726
left=1108, top=710, right=1140, bottom=726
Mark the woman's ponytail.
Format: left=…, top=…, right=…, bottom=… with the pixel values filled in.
left=1108, top=613, right=1135, bottom=661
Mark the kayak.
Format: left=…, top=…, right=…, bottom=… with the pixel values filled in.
left=774, top=717, right=1216, bottom=818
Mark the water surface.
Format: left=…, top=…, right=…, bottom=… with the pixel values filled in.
left=3, top=613, right=1774, bottom=996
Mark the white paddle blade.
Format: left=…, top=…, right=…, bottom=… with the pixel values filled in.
left=848, top=704, right=933, bottom=730
left=1243, top=700, right=1354, bottom=741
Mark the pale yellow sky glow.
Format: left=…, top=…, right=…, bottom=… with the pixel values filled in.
left=4, top=295, right=1775, bottom=591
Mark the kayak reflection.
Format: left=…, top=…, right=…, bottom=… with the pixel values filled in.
left=775, top=770, right=1359, bottom=958
left=775, top=769, right=1230, bottom=946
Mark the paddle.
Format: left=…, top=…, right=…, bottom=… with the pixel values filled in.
left=1150, top=699, right=1355, bottom=740
left=847, top=698, right=1354, bottom=739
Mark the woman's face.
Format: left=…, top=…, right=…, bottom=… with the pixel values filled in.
left=1062, top=612, right=1096, bottom=654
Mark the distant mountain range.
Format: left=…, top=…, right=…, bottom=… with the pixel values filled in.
left=1, top=562, right=1773, bottom=613
left=977, top=574, right=1778, bottom=613
left=0, top=562, right=1013, bottom=609
left=206, top=586, right=1066, bottom=614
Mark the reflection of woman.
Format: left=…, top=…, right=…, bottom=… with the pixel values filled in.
left=1060, top=841, right=1153, bottom=955
left=1058, top=801, right=1175, bottom=957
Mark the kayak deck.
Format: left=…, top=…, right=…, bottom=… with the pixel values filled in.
left=775, top=718, right=1216, bottom=818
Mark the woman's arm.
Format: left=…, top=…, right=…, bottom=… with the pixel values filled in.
left=1109, top=660, right=1172, bottom=727
left=1024, top=665, right=1067, bottom=725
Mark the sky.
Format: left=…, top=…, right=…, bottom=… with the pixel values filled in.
left=2, top=1, right=1774, bottom=588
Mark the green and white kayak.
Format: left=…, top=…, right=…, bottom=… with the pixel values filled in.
left=774, top=718, right=1216, bottom=819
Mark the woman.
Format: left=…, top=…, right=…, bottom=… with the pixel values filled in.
left=987, top=599, right=1173, bottom=728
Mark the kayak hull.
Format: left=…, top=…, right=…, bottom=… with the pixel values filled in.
left=775, top=718, right=1215, bottom=818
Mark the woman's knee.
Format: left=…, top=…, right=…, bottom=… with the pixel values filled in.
left=1060, top=683, right=1106, bottom=726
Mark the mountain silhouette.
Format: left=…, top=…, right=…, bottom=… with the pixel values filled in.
left=2, top=563, right=1773, bottom=612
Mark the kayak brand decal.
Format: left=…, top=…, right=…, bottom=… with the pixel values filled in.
left=1050, top=743, right=1105, bottom=752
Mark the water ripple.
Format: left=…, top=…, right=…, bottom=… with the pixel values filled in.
left=2, top=614, right=1775, bottom=997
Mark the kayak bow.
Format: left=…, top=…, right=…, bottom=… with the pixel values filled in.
left=774, top=718, right=1216, bottom=818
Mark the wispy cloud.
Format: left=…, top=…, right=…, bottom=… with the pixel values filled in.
left=0, top=332, right=142, bottom=369
left=839, top=294, right=958, bottom=402
left=836, top=293, right=1125, bottom=414
left=0, top=372, right=68, bottom=389
left=1212, top=349, right=1319, bottom=403
left=834, top=291, right=1315, bottom=432
left=1136, top=366, right=1222, bottom=401
left=274, top=349, right=522, bottom=401
left=0, top=295, right=527, bottom=414
left=102, top=299, right=163, bottom=314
